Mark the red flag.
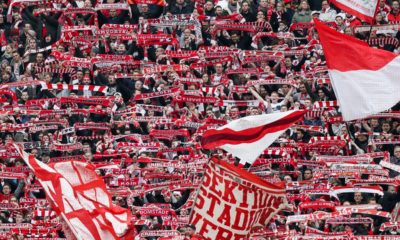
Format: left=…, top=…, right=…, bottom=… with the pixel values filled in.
left=189, top=158, right=286, bottom=239
left=314, top=20, right=400, bottom=121
left=13, top=144, right=132, bottom=240
left=201, top=110, right=304, bottom=165
left=329, top=0, right=379, bottom=24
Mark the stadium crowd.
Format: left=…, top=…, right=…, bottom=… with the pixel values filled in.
left=0, top=0, right=399, bottom=239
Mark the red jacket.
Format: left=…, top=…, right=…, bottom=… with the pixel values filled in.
left=388, top=11, right=400, bottom=22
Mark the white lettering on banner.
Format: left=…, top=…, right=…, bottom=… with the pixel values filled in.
left=190, top=159, right=285, bottom=239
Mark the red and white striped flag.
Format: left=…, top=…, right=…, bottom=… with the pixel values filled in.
left=315, top=20, right=400, bottom=121
left=13, top=144, right=132, bottom=240
left=201, top=110, right=305, bottom=165
left=329, top=0, right=379, bottom=24
left=190, top=157, right=286, bottom=239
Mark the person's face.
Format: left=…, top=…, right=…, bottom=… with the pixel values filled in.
left=370, top=119, right=379, bottom=127
left=312, top=13, right=320, bottom=18
left=83, top=77, right=91, bottom=85
left=36, top=53, right=44, bottom=63
left=215, top=64, right=223, bottom=74
left=296, top=130, right=304, bottom=138
left=336, top=17, right=344, bottom=25
left=185, top=227, right=195, bottom=236
left=77, top=18, right=85, bottom=25
left=84, top=0, right=92, bottom=7
left=135, top=81, right=142, bottom=90
left=282, top=85, right=290, bottom=94
left=229, top=0, right=238, bottom=5
left=21, top=92, right=29, bottom=101
left=13, top=52, right=20, bottom=61
left=155, top=48, right=164, bottom=56
left=251, top=108, right=259, bottom=115
left=231, top=34, right=240, bottom=43
left=184, top=29, right=191, bottom=37
left=284, top=175, right=292, bottom=182
left=388, top=186, right=396, bottom=194
left=109, top=9, right=117, bottom=17
left=141, top=4, right=149, bottom=12
left=304, top=99, right=312, bottom=107
left=215, top=7, right=223, bottom=15
left=299, top=84, right=306, bottom=93
left=77, top=71, right=83, bottom=80
left=354, top=192, right=363, bottom=202
left=117, top=44, right=126, bottom=53
left=300, top=1, right=308, bottom=10
left=108, top=76, right=116, bottom=85
left=260, top=0, right=268, bottom=7
left=42, top=135, right=50, bottom=142
left=382, top=123, right=391, bottom=132
left=257, top=11, right=265, bottom=20
left=304, top=170, right=312, bottom=180
left=83, top=144, right=91, bottom=153
left=271, top=93, right=279, bottom=102
left=45, top=35, right=52, bottom=42
left=84, top=152, right=93, bottom=161
left=285, top=58, right=292, bottom=67
left=394, top=147, right=400, bottom=158
left=15, top=214, right=24, bottom=223
left=322, top=1, right=329, bottom=9
left=174, top=192, right=182, bottom=200
left=10, top=197, right=18, bottom=204
left=2, top=185, right=10, bottom=195
left=24, top=23, right=31, bottom=32
left=29, top=40, right=36, bottom=48
left=376, top=13, right=383, bottom=22
left=202, top=74, right=209, bottom=83
left=43, top=156, right=50, bottom=163
left=230, top=108, right=239, bottom=118
left=57, top=45, right=65, bottom=52
left=242, top=3, right=250, bottom=11
left=44, top=74, right=52, bottom=83
left=5, top=45, right=12, bottom=53
left=205, top=1, right=213, bottom=10
left=318, top=90, right=325, bottom=98
left=268, top=0, right=276, bottom=7
left=393, top=1, right=399, bottom=10
left=344, top=27, right=353, bottom=36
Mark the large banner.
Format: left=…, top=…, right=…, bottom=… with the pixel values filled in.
left=189, top=158, right=286, bottom=239
left=330, top=0, right=379, bottom=24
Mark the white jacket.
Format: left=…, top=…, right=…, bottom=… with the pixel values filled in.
left=319, top=8, right=337, bottom=22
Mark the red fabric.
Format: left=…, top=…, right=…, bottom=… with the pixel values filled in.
left=0, top=193, right=13, bottom=203
left=201, top=110, right=305, bottom=149
left=314, top=20, right=397, bottom=71
left=388, top=12, right=400, bottom=22
left=14, top=145, right=132, bottom=240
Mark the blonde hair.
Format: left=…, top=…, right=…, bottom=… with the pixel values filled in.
left=298, top=0, right=310, bottom=11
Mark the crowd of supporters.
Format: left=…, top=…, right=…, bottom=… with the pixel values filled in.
left=0, top=0, right=399, bottom=239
